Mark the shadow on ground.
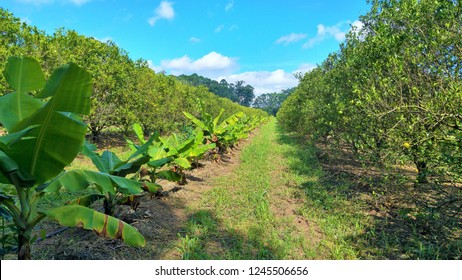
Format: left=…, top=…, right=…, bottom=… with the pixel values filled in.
left=275, top=125, right=462, bottom=260
left=176, top=209, right=283, bottom=260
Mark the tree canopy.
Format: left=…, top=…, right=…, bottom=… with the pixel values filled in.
left=278, top=0, right=462, bottom=183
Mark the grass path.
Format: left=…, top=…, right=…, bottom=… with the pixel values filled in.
left=174, top=118, right=369, bottom=259
left=29, top=118, right=461, bottom=260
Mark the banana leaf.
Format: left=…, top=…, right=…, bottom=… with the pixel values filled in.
left=157, top=170, right=182, bottom=182
left=44, top=205, right=146, bottom=247
left=0, top=56, right=45, bottom=131
left=41, top=169, right=144, bottom=195
left=5, top=61, right=91, bottom=184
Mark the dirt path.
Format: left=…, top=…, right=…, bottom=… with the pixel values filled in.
left=31, top=132, right=257, bottom=260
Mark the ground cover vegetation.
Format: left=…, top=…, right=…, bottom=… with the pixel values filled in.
left=278, top=0, right=462, bottom=258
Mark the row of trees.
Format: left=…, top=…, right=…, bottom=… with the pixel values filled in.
left=278, top=0, right=461, bottom=183
left=177, top=73, right=255, bottom=107
left=252, top=88, right=294, bottom=116
left=0, top=8, right=268, bottom=140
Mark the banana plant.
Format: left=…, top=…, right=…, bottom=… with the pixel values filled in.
left=183, top=109, right=245, bottom=152
left=179, top=128, right=216, bottom=167
left=0, top=56, right=145, bottom=259
left=159, top=129, right=215, bottom=184
left=127, top=124, right=182, bottom=186
left=45, top=140, right=161, bottom=216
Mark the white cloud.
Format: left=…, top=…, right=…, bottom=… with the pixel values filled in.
left=159, top=51, right=315, bottom=95
left=148, top=1, right=175, bottom=26
left=217, top=63, right=316, bottom=96
left=303, top=23, right=345, bottom=48
left=293, top=63, right=317, bottom=76
left=225, top=0, right=234, bottom=11
left=221, top=70, right=297, bottom=95
left=161, top=51, right=238, bottom=77
left=147, top=60, right=164, bottom=73
left=190, top=37, right=201, bottom=43
left=218, top=68, right=300, bottom=96
left=275, top=33, right=307, bottom=45
left=350, top=20, right=365, bottom=40
left=215, top=24, right=225, bottom=33
left=351, top=20, right=364, bottom=32
left=303, top=20, right=365, bottom=48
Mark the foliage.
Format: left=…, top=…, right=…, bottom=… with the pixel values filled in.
left=252, top=88, right=294, bottom=116
left=178, top=74, right=256, bottom=107
left=183, top=108, right=244, bottom=152
left=46, top=139, right=161, bottom=216
left=278, top=0, right=462, bottom=183
left=127, top=123, right=215, bottom=185
left=177, top=73, right=239, bottom=103
left=0, top=56, right=145, bottom=259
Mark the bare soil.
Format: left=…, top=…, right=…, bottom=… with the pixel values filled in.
left=29, top=138, right=254, bottom=260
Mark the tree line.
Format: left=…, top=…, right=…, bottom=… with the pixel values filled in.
left=278, top=0, right=461, bottom=183
left=177, top=73, right=255, bottom=107
left=0, top=8, right=268, bottom=140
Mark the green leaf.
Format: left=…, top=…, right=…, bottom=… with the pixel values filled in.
left=212, top=108, right=225, bottom=131
left=100, top=150, right=123, bottom=173
left=147, top=157, right=172, bottom=169
left=174, top=157, right=191, bottom=169
left=187, top=143, right=216, bottom=158
left=43, top=205, right=146, bottom=247
left=183, top=111, right=208, bottom=131
left=194, top=128, right=205, bottom=144
left=0, top=206, right=13, bottom=221
left=7, top=62, right=92, bottom=184
left=157, top=170, right=181, bottom=182
left=42, top=170, right=143, bottom=195
left=142, top=182, right=162, bottom=193
left=82, top=141, right=110, bottom=173
left=0, top=93, right=43, bottom=132
left=0, top=125, right=39, bottom=150
left=3, top=56, right=46, bottom=94
left=114, top=155, right=150, bottom=178
left=0, top=150, right=19, bottom=174
left=132, top=123, right=145, bottom=144
left=0, top=150, right=35, bottom=186
left=125, top=132, right=157, bottom=162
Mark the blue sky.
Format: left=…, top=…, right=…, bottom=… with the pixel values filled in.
left=2, top=0, right=370, bottom=95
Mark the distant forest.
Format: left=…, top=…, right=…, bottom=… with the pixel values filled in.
left=177, top=73, right=294, bottom=115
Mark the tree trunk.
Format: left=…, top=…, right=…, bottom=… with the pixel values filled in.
left=415, top=160, right=428, bottom=184
left=17, top=231, right=31, bottom=260
left=89, top=123, right=101, bottom=142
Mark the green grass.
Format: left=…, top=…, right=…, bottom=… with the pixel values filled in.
left=176, top=118, right=370, bottom=259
